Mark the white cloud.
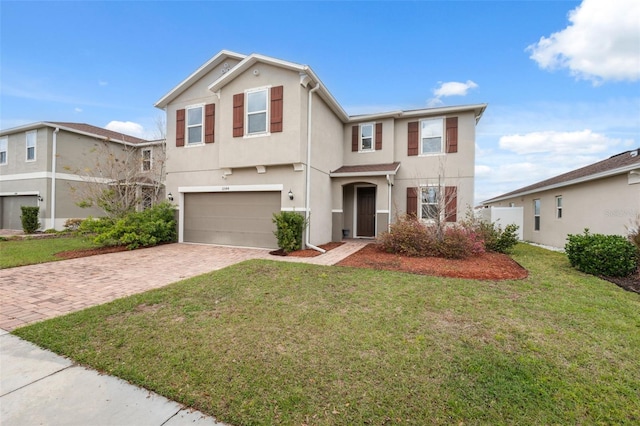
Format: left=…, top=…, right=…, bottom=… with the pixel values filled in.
left=428, top=80, right=478, bottom=107
left=527, top=0, right=640, bottom=83
left=74, top=107, right=83, bottom=113
left=98, top=80, right=108, bottom=86
left=498, top=129, right=622, bottom=155
left=105, top=121, right=145, bottom=138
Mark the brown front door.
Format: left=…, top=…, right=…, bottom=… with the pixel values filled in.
left=356, top=187, right=376, bottom=237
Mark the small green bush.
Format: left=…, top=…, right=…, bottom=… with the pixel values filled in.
left=80, top=202, right=176, bottom=249
left=565, top=229, right=638, bottom=277
left=273, top=211, right=306, bottom=253
left=492, top=223, right=520, bottom=254
left=20, top=206, right=40, bottom=234
left=460, top=212, right=520, bottom=254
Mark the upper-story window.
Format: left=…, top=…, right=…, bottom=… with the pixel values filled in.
left=0, top=137, right=7, bottom=165
left=421, top=118, right=443, bottom=154
left=246, top=88, right=268, bottom=135
left=187, top=106, right=204, bottom=144
left=142, top=148, right=152, bottom=171
left=360, top=123, right=374, bottom=151
left=26, top=130, right=37, bottom=161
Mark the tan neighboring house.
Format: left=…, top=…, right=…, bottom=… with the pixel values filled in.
left=155, top=50, right=486, bottom=249
left=482, top=149, right=640, bottom=248
left=0, top=122, right=164, bottom=231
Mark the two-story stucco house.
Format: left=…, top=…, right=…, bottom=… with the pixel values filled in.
left=482, top=149, right=640, bottom=248
left=0, top=122, right=164, bottom=230
left=155, top=50, right=486, bottom=249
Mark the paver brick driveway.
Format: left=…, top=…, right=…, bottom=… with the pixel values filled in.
left=0, top=243, right=271, bottom=331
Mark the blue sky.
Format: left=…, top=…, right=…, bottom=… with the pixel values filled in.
left=1, top=0, right=639, bottom=203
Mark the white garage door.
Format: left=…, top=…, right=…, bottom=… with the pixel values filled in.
left=183, top=191, right=281, bottom=248
left=1, top=196, right=38, bottom=230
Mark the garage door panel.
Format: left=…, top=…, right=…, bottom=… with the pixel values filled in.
left=1, top=196, right=38, bottom=230
left=183, top=192, right=281, bottom=248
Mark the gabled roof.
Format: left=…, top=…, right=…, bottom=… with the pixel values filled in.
left=330, top=162, right=401, bottom=177
left=483, top=148, right=640, bottom=204
left=0, top=122, right=158, bottom=146
left=154, top=50, right=247, bottom=108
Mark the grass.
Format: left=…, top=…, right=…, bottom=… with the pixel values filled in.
left=13, top=244, right=640, bottom=425
left=0, top=235, right=98, bottom=269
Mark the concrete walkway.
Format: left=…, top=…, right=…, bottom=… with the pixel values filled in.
left=0, top=240, right=368, bottom=426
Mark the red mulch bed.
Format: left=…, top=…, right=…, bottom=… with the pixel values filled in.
left=336, top=243, right=528, bottom=281
left=270, top=242, right=345, bottom=258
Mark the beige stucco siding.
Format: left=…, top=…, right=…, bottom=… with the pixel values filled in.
left=342, top=118, right=396, bottom=166
left=487, top=174, right=640, bottom=247
left=0, top=127, right=50, bottom=176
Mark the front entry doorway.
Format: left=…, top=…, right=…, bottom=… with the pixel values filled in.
left=356, top=186, right=376, bottom=237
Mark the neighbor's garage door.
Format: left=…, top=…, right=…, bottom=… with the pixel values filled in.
left=183, top=191, right=281, bottom=248
left=1, top=195, right=38, bottom=230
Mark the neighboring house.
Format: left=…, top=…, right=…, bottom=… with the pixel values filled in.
left=482, top=149, right=640, bottom=248
left=154, top=50, right=487, bottom=249
left=0, top=122, right=164, bottom=231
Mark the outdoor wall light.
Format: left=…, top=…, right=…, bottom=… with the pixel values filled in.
left=37, top=195, right=43, bottom=202
left=288, top=190, right=294, bottom=200
left=168, top=193, right=174, bottom=201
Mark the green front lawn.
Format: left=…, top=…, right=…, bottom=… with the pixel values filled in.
left=13, top=244, right=640, bottom=425
left=0, top=235, right=98, bottom=269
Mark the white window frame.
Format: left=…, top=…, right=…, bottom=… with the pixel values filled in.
left=556, top=196, right=562, bottom=219
left=0, top=136, right=7, bottom=165
left=420, top=185, right=442, bottom=222
left=142, top=148, right=152, bottom=172
left=186, top=105, right=204, bottom=145
left=26, top=130, right=37, bottom=162
left=420, top=118, right=444, bottom=155
left=534, top=199, right=541, bottom=231
left=359, top=123, right=374, bottom=152
left=245, top=87, right=270, bottom=137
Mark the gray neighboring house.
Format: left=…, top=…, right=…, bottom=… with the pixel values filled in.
left=482, top=149, right=640, bottom=248
left=155, top=50, right=487, bottom=249
left=0, top=122, right=164, bottom=231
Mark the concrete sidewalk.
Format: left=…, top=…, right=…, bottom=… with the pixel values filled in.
left=0, top=330, right=225, bottom=425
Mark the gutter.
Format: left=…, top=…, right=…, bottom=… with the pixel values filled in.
left=386, top=174, right=393, bottom=232
left=50, top=127, right=59, bottom=229
left=304, top=83, right=326, bottom=253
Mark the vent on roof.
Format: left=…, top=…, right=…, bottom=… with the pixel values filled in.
left=631, top=149, right=639, bottom=158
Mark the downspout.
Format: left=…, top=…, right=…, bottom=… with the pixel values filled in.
left=386, top=174, right=392, bottom=232
left=50, top=127, right=59, bottom=229
left=305, top=83, right=326, bottom=253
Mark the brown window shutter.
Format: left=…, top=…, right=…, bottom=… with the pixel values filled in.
left=446, top=117, right=458, bottom=153
left=270, top=86, right=283, bottom=133
left=375, top=122, right=383, bottom=150
left=407, top=187, right=418, bottom=218
left=233, top=93, right=244, bottom=137
left=445, top=186, right=458, bottom=222
left=351, top=125, right=359, bottom=152
left=407, top=121, right=419, bottom=156
left=176, top=109, right=185, bottom=147
left=204, top=103, right=215, bottom=144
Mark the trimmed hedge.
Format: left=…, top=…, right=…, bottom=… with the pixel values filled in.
left=565, top=229, right=638, bottom=277
left=273, top=211, right=306, bottom=253
left=20, top=206, right=40, bottom=234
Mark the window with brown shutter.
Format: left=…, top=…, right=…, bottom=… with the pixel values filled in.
left=176, top=109, right=185, bottom=147
left=407, top=121, right=419, bottom=156
left=407, top=187, right=418, bottom=217
left=375, top=122, right=382, bottom=150
left=445, top=186, right=458, bottom=222
left=446, top=117, right=458, bottom=153
left=270, top=86, right=283, bottom=133
left=351, top=125, right=359, bottom=152
left=205, top=103, right=215, bottom=144
left=233, top=93, right=244, bottom=137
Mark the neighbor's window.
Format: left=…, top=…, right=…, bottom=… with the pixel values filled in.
left=534, top=199, right=541, bottom=231
left=26, top=130, right=37, bottom=161
left=421, top=186, right=440, bottom=220
left=141, top=187, right=154, bottom=210
left=0, top=137, right=7, bottom=165
left=187, top=106, right=203, bottom=144
left=246, top=88, right=268, bottom=134
left=556, top=196, right=562, bottom=219
left=420, top=118, right=443, bottom=154
left=360, top=123, right=374, bottom=151
left=142, top=149, right=152, bottom=172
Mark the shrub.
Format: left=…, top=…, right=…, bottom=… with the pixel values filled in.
left=492, top=223, right=520, bottom=254
left=20, top=206, right=40, bottom=234
left=81, top=202, right=176, bottom=249
left=64, top=218, right=84, bottom=232
left=273, top=211, right=306, bottom=253
left=460, top=212, right=520, bottom=254
left=565, top=229, right=638, bottom=277
left=627, top=214, right=640, bottom=253
left=438, top=226, right=485, bottom=259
